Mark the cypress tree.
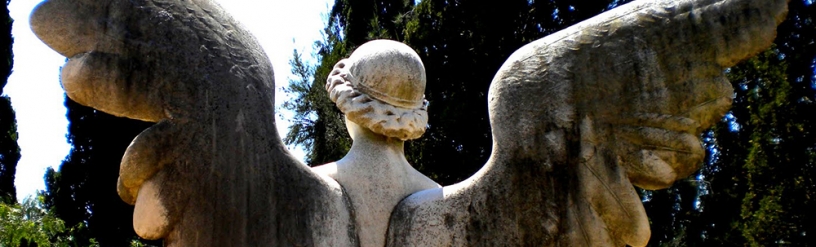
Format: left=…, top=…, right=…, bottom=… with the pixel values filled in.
left=0, top=0, right=20, bottom=205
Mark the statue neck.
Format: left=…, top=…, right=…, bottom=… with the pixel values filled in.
left=345, top=121, right=407, bottom=164
left=328, top=119, right=439, bottom=247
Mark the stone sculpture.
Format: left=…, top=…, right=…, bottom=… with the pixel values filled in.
left=312, top=40, right=441, bottom=247
left=30, top=0, right=788, bottom=246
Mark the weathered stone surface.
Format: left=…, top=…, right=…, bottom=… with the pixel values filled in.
left=32, top=0, right=357, bottom=246
left=313, top=120, right=440, bottom=247
left=387, top=0, right=788, bottom=246
left=345, top=40, right=427, bottom=109
left=314, top=40, right=440, bottom=247
left=326, top=40, right=430, bottom=141
left=29, top=0, right=787, bottom=246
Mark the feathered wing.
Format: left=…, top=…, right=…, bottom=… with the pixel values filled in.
left=30, top=0, right=356, bottom=246
left=387, top=0, right=788, bottom=246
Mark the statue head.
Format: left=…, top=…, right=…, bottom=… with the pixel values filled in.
left=326, top=40, right=429, bottom=141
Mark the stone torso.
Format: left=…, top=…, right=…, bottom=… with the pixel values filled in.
left=312, top=122, right=440, bottom=247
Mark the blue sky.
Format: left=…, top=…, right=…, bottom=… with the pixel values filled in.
left=5, top=0, right=331, bottom=202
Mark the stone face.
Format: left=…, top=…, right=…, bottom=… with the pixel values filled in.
left=29, top=0, right=786, bottom=246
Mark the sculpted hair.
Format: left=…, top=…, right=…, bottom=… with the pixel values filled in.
left=326, top=59, right=429, bottom=141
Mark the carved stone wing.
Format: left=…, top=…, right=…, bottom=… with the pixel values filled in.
left=387, top=0, right=788, bottom=246
left=30, top=0, right=356, bottom=246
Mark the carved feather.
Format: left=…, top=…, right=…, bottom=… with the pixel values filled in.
left=388, top=0, right=788, bottom=246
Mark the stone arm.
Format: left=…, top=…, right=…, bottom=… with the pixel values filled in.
left=387, top=0, right=788, bottom=246
left=31, top=0, right=356, bottom=246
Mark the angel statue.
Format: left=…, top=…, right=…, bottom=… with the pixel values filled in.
left=311, top=39, right=442, bottom=247
left=29, top=0, right=788, bottom=246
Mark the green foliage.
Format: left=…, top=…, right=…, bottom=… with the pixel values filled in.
left=642, top=1, right=816, bottom=245
left=284, top=48, right=351, bottom=165
left=0, top=195, right=95, bottom=247
left=0, top=0, right=19, bottom=205
left=0, top=0, right=13, bottom=92
left=14, top=0, right=810, bottom=245
left=400, top=0, right=631, bottom=183
left=0, top=95, right=19, bottom=205
left=283, top=0, right=411, bottom=165
left=286, top=0, right=629, bottom=183
left=730, top=49, right=795, bottom=245
left=330, top=0, right=412, bottom=46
